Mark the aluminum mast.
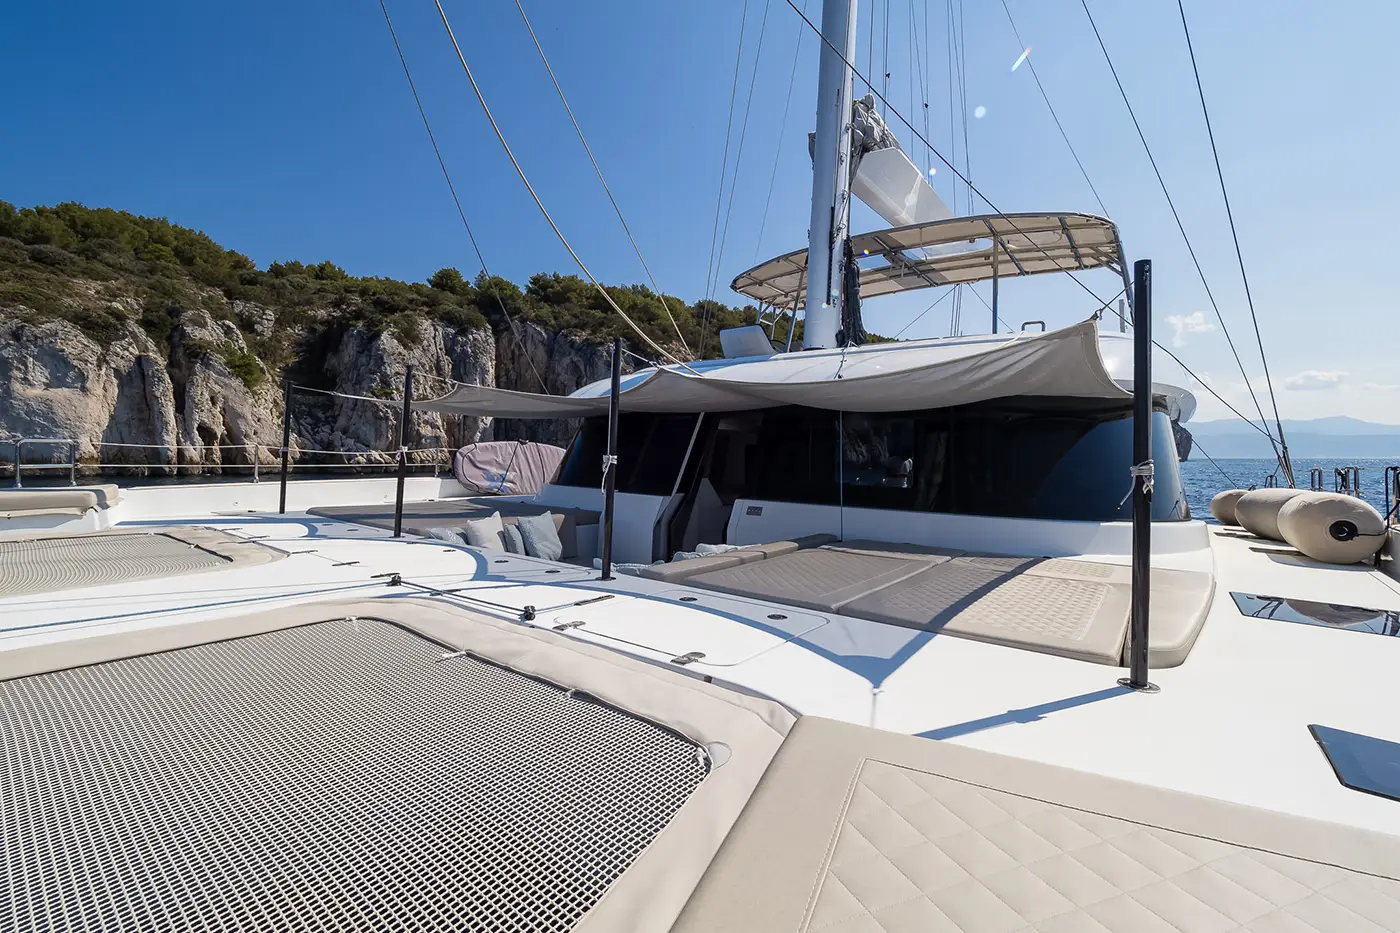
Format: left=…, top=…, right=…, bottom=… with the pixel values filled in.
left=802, top=0, right=859, bottom=350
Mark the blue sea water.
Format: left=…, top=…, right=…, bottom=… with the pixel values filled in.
left=1179, top=457, right=1398, bottom=523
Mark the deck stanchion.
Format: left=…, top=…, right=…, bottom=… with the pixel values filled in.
left=393, top=365, right=415, bottom=538
left=991, top=242, right=1000, bottom=334
left=1120, top=259, right=1158, bottom=693
left=600, top=337, right=622, bottom=581
left=278, top=382, right=293, bottom=514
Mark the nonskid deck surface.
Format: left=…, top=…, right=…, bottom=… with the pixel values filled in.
left=3, top=511, right=1400, bottom=843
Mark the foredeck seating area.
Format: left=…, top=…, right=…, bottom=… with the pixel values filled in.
left=647, top=538, right=1213, bottom=667
left=673, top=715, right=1400, bottom=932
left=0, top=483, right=122, bottom=520
left=308, top=498, right=601, bottom=560
left=0, top=527, right=286, bottom=598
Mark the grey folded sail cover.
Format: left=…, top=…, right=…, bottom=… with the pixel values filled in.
left=453, top=440, right=566, bottom=496
left=413, top=319, right=1129, bottom=419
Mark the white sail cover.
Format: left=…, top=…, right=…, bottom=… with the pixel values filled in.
left=413, top=319, right=1129, bottom=418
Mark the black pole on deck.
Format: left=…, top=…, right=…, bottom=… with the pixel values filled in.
left=599, top=337, right=622, bottom=581
left=393, top=365, right=414, bottom=538
left=278, top=380, right=293, bottom=514
left=1119, top=259, right=1158, bottom=693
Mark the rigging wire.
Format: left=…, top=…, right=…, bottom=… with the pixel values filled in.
left=776, top=0, right=1282, bottom=437
left=1078, top=0, right=1285, bottom=470
left=908, top=0, right=931, bottom=178
left=944, top=0, right=958, bottom=214
left=753, top=0, right=808, bottom=263
left=866, top=0, right=876, bottom=96
left=430, top=0, right=698, bottom=373
left=959, top=0, right=973, bottom=209
left=996, top=0, right=1108, bottom=216
left=703, top=0, right=752, bottom=304
left=1188, top=436, right=1243, bottom=488
left=963, top=282, right=1013, bottom=333
left=922, top=0, right=932, bottom=175
left=881, top=0, right=891, bottom=105
left=509, top=0, right=692, bottom=358
left=710, top=0, right=773, bottom=300
left=893, top=286, right=955, bottom=339
left=376, top=0, right=547, bottom=393
left=1174, top=0, right=1293, bottom=486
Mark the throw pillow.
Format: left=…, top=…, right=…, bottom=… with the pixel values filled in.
left=427, top=526, right=464, bottom=545
left=515, top=512, right=563, bottom=562
left=462, top=511, right=506, bottom=550
left=501, top=522, right=526, bottom=555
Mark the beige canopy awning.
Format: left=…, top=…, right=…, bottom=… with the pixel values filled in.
left=413, top=319, right=1129, bottom=419
left=731, top=212, right=1127, bottom=308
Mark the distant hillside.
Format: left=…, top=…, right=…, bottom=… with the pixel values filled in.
left=0, top=200, right=786, bottom=369
left=1, top=200, right=808, bottom=471
left=1187, top=416, right=1400, bottom=459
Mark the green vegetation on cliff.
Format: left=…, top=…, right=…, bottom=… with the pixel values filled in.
left=0, top=201, right=777, bottom=363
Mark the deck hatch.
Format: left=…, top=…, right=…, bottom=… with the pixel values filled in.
left=1231, top=591, right=1400, bottom=637
left=1310, top=724, right=1400, bottom=803
left=1, top=618, right=709, bottom=932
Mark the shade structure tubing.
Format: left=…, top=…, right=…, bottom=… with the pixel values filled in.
left=278, top=381, right=293, bottom=515
left=394, top=366, right=414, bottom=538
left=600, top=338, right=621, bottom=581
left=1122, top=259, right=1156, bottom=692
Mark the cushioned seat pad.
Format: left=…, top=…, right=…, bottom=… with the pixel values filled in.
left=686, top=547, right=954, bottom=613
left=841, top=556, right=1132, bottom=664
left=672, top=716, right=1400, bottom=933
left=838, top=555, right=1213, bottom=667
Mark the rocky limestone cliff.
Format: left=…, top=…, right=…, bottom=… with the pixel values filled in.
left=0, top=297, right=621, bottom=475
left=0, top=315, right=179, bottom=471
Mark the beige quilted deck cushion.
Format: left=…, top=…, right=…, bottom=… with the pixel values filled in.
left=673, top=717, right=1400, bottom=933
left=811, top=759, right=1400, bottom=932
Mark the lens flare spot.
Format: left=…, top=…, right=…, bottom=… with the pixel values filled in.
left=927, top=166, right=937, bottom=176
left=973, top=105, right=987, bottom=119
left=1011, top=47, right=1031, bottom=72
left=861, top=249, right=870, bottom=256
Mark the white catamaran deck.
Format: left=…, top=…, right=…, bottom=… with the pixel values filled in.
left=5, top=483, right=1400, bottom=846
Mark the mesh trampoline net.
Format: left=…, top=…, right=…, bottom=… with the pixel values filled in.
left=2, top=618, right=709, bottom=932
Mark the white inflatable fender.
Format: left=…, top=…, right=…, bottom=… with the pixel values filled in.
left=1277, top=491, right=1387, bottom=565
left=1233, top=488, right=1306, bottom=541
left=1209, top=489, right=1249, bottom=526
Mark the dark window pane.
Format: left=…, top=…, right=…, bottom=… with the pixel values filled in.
left=559, top=399, right=1189, bottom=523
left=621, top=414, right=701, bottom=496
left=747, top=407, right=840, bottom=506
left=554, top=413, right=701, bottom=496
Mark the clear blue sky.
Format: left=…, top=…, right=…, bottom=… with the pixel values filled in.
left=3, top=0, right=1396, bottom=422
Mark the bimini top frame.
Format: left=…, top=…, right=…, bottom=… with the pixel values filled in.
left=731, top=212, right=1127, bottom=308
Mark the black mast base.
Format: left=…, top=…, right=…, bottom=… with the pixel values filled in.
left=1116, top=677, right=1160, bottom=693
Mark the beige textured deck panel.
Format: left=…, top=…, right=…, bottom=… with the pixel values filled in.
left=674, top=717, right=1400, bottom=933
